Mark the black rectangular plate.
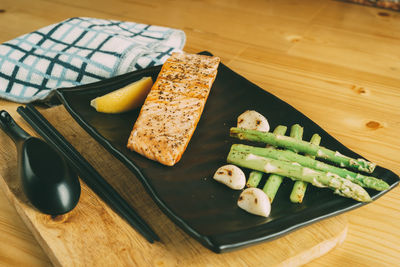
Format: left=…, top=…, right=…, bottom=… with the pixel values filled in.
left=56, top=52, right=399, bottom=253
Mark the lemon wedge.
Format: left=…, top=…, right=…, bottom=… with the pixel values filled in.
left=90, top=77, right=153, bottom=113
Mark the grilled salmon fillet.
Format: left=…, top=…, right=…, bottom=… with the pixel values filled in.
left=127, top=52, right=220, bottom=166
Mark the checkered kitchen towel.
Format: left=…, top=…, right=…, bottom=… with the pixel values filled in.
left=0, top=17, right=186, bottom=103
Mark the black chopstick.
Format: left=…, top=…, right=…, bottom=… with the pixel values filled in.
left=23, top=104, right=159, bottom=239
left=18, top=104, right=159, bottom=242
left=21, top=104, right=157, bottom=238
left=17, top=104, right=159, bottom=243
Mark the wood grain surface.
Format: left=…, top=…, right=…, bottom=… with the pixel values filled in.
left=0, top=0, right=399, bottom=266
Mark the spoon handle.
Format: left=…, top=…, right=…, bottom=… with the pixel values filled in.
left=0, top=110, right=31, bottom=145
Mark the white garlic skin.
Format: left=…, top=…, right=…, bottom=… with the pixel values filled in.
left=213, top=164, right=246, bottom=190
left=237, top=188, right=271, bottom=217
left=237, top=110, right=270, bottom=132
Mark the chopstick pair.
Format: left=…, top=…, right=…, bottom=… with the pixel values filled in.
left=17, top=104, right=159, bottom=243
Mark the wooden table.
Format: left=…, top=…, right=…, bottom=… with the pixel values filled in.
left=1, top=0, right=399, bottom=266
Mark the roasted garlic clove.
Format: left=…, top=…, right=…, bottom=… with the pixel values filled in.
left=237, top=110, right=270, bottom=132
left=237, top=188, right=271, bottom=217
left=213, top=164, right=246, bottom=190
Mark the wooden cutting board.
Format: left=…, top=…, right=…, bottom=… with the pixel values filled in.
left=0, top=105, right=348, bottom=267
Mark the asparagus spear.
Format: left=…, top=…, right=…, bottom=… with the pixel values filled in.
left=290, top=133, right=321, bottom=203
left=227, top=150, right=372, bottom=202
left=247, top=125, right=287, bottom=189
left=288, top=124, right=304, bottom=152
left=254, top=125, right=287, bottom=202
left=263, top=125, right=299, bottom=203
left=247, top=171, right=263, bottom=188
left=230, top=127, right=376, bottom=173
left=262, top=174, right=283, bottom=203
left=230, top=144, right=389, bottom=191
left=288, top=124, right=305, bottom=203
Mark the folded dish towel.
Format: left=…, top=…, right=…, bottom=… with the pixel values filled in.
left=0, top=17, right=186, bottom=103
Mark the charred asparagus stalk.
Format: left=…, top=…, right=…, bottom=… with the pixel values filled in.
left=246, top=171, right=263, bottom=188
left=288, top=124, right=304, bottom=153
left=263, top=125, right=300, bottom=203
left=247, top=125, right=287, bottom=189
left=227, top=150, right=372, bottom=202
left=262, top=174, right=283, bottom=203
left=290, top=133, right=321, bottom=203
left=257, top=126, right=287, bottom=202
left=288, top=124, right=305, bottom=203
left=230, top=127, right=376, bottom=173
left=230, top=144, right=388, bottom=191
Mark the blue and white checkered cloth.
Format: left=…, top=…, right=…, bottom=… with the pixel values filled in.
left=0, top=17, right=186, bottom=103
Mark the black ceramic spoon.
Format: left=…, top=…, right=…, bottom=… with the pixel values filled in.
left=0, top=110, right=81, bottom=215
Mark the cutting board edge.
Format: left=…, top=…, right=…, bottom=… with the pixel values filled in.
left=279, top=222, right=348, bottom=267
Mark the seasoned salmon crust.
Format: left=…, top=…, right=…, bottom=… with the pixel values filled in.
left=127, top=52, right=220, bottom=166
